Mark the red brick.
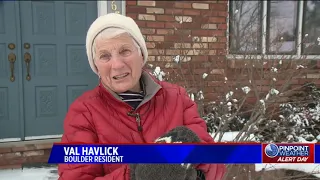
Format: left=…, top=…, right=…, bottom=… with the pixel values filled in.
left=137, top=1, right=156, bottom=7
left=165, top=8, right=184, bottom=15
left=126, top=13, right=137, bottom=20
left=201, top=11, right=219, bottom=17
left=164, top=35, right=182, bottom=42
left=165, top=22, right=183, bottom=29
left=0, top=152, right=21, bottom=159
left=157, top=29, right=174, bottom=35
left=194, top=69, right=208, bottom=74
left=135, top=21, right=146, bottom=27
left=146, top=22, right=165, bottom=28
left=210, top=69, right=225, bottom=75
left=156, top=42, right=174, bottom=49
left=34, top=143, right=53, bottom=150
left=212, top=30, right=225, bottom=36
left=147, top=35, right=164, bottom=42
left=126, top=7, right=146, bottom=14
left=209, top=43, right=225, bottom=49
left=210, top=4, right=227, bottom=11
left=141, top=28, right=156, bottom=35
left=208, top=81, right=225, bottom=86
left=205, top=93, right=220, bottom=100
left=218, top=24, right=227, bottom=30
left=24, top=154, right=50, bottom=164
left=126, top=1, right=136, bottom=6
left=156, top=15, right=175, bottom=21
left=218, top=11, right=228, bottom=17
left=11, top=144, right=36, bottom=152
left=22, top=150, right=44, bottom=157
left=181, top=22, right=201, bottom=29
left=218, top=0, right=228, bottom=4
left=0, top=156, right=24, bottom=166
left=0, top=147, right=11, bottom=154
left=192, top=30, right=212, bottom=36
left=156, top=1, right=175, bottom=8
left=192, top=56, right=209, bottom=62
left=146, top=42, right=156, bottom=48
left=183, top=9, right=201, bottom=16
left=174, top=2, right=192, bottom=9
left=312, top=79, right=320, bottom=84
left=146, top=8, right=164, bottom=14
left=208, top=17, right=226, bottom=23
left=218, top=37, right=227, bottom=42
left=0, top=164, right=22, bottom=170
left=216, top=49, right=226, bottom=55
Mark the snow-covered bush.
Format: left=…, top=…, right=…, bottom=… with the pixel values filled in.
left=256, top=83, right=320, bottom=143
left=201, top=83, right=320, bottom=143
left=202, top=99, right=247, bottom=134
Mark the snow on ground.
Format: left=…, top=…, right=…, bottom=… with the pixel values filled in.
left=0, top=167, right=58, bottom=180
left=255, top=164, right=320, bottom=178
left=213, top=131, right=320, bottom=178
left=212, top=131, right=257, bottom=142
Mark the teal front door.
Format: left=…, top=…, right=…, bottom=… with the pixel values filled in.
left=0, top=1, right=98, bottom=140
left=0, top=2, right=22, bottom=140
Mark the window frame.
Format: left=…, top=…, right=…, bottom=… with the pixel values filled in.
left=226, top=0, right=320, bottom=59
left=228, top=1, right=263, bottom=55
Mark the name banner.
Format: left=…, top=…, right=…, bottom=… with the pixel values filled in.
left=48, top=143, right=319, bottom=164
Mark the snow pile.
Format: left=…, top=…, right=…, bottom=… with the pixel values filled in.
left=255, top=163, right=320, bottom=178
left=152, top=66, right=165, bottom=81
left=0, top=167, right=58, bottom=180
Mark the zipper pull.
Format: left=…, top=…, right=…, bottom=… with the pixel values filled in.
left=127, top=110, right=143, bottom=132
left=135, top=113, right=143, bottom=132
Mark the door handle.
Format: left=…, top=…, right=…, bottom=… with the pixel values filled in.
left=24, top=52, right=31, bottom=81
left=8, top=53, right=16, bottom=82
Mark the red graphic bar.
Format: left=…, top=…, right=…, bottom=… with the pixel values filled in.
left=262, top=143, right=314, bottom=163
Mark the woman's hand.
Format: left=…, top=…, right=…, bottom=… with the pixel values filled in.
left=129, top=126, right=202, bottom=180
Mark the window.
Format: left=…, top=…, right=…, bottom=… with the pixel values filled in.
left=229, top=1, right=320, bottom=56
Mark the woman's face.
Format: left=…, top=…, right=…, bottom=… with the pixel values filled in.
left=94, top=33, right=143, bottom=93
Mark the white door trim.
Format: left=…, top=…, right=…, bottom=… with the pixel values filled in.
left=97, top=0, right=126, bottom=16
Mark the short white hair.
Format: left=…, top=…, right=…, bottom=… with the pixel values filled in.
left=92, top=27, right=141, bottom=61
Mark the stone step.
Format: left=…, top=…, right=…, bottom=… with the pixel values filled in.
left=0, top=139, right=60, bottom=170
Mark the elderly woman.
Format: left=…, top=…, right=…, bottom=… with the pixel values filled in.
left=58, top=13, right=226, bottom=180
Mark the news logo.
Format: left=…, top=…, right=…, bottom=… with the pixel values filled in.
left=262, top=143, right=314, bottom=163
left=265, top=143, right=279, bottom=158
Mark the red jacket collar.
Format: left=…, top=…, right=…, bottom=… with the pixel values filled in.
left=98, top=70, right=162, bottom=109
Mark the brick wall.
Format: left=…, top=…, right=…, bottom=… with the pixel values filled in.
left=126, top=1, right=231, bottom=102
left=126, top=0, right=320, bottom=108
left=0, top=140, right=54, bottom=169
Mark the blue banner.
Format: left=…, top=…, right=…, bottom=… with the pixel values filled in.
left=48, top=143, right=262, bottom=164
left=316, top=144, right=320, bottom=163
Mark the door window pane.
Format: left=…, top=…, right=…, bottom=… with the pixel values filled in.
left=302, top=1, right=320, bottom=55
left=229, top=1, right=262, bottom=54
left=267, top=1, right=298, bottom=54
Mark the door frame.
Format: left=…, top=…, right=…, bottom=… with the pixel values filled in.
left=0, top=1, right=126, bottom=143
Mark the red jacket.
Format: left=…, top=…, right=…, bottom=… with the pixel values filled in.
left=58, top=71, right=226, bottom=180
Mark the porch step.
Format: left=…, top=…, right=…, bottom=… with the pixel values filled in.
left=0, top=138, right=60, bottom=170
